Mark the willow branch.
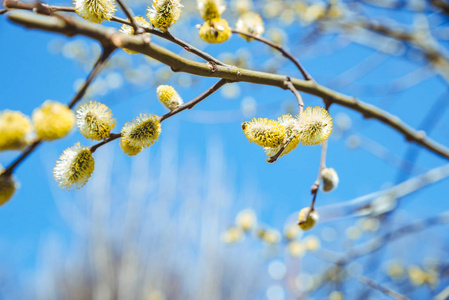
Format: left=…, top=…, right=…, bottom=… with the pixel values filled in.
left=358, top=276, right=410, bottom=300
left=7, top=11, right=449, bottom=161
left=232, top=29, right=313, bottom=81
left=159, top=79, right=228, bottom=122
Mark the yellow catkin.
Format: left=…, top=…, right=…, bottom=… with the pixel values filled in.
left=74, top=0, right=116, bottom=23
left=235, top=209, right=257, bottom=231
left=120, top=138, right=143, bottom=156
left=121, top=113, right=161, bottom=149
left=33, top=101, right=75, bottom=140
left=53, top=143, right=95, bottom=190
left=0, top=110, right=33, bottom=151
left=242, top=117, right=286, bottom=148
left=199, top=18, right=232, bottom=44
left=297, top=106, right=333, bottom=146
left=76, top=100, right=116, bottom=140
left=264, top=114, right=300, bottom=157
left=147, top=0, right=183, bottom=32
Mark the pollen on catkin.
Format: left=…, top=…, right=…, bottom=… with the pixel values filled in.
left=156, top=85, right=183, bottom=111
left=74, top=0, right=116, bottom=23
left=297, top=207, right=319, bottom=231
left=197, top=0, right=226, bottom=21
left=119, top=16, right=151, bottom=54
left=32, top=101, right=75, bottom=141
left=76, top=100, right=116, bottom=140
left=297, top=106, right=333, bottom=146
left=0, top=110, right=33, bottom=151
left=121, top=113, right=161, bottom=149
left=0, top=167, right=17, bottom=206
left=147, top=0, right=183, bottom=32
left=235, top=11, right=264, bottom=41
left=321, top=167, right=339, bottom=192
left=242, top=117, right=286, bottom=148
left=264, top=114, right=300, bottom=157
left=199, top=18, right=232, bottom=43
left=53, top=143, right=95, bottom=190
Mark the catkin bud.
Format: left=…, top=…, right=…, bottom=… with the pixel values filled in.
left=157, top=85, right=183, bottom=110
left=297, top=207, right=319, bottom=231
left=32, top=101, right=75, bottom=140
left=197, top=0, right=225, bottom=21
left=321, top=167, right=339, bottom=192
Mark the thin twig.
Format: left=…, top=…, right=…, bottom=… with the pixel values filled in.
left=358, top=276, right=410, bottom=300
left=266, top=134, right=296, bottom=163
left=3, top=141, right=41, bottom=176
left=89, top=133, right=122, bottom=153
left=114, top=0, right=141, bottom=34
left=159, top=79, right=228, bottom=122
left=232, top=29, right=314, bottom=81
left=69, top=46, right=115, bottom=108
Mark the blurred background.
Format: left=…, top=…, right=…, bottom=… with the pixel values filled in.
left=1, top=0, right=449, bottom=299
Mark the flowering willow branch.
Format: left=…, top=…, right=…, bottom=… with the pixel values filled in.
left=3, top=43, right=115, bottom=175
left=7, top=11, right=449, bottom=161
left=232, top=29, right=314, bottom=81
left=358, top=276, right=410, bottom=300
left=86, top=79, right=228, bottom=153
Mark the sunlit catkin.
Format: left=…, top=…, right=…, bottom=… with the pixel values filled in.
left=0, top=167, right=17, bottom=206
left=76, top=100, right=116, bottom=140
left=197, top=0, right=225, bottom=21
left=264, top=114, right=299, bottom=157
left=0, top=110, right=33, bottom=151
left=235, top=208, right=257, bottom=231
left=321, top=167, right=339, bottom=192
left=121, top=113, right=161, bottom=149
left=242, top=117, right=286, bottom=148
left=147, top=0, right=183, bottom=32
left=53, top=143, right=95, bottom=190
left=74, top=0, right=116, bottom=23
left=236, top=12, right=264, bottom=41
left=297, top=106, right=333, bottom=146
left=199, top=18, right=232, bottom=43
left=297, top=207, right=319, bottom=231
left=32, top=101, right=75, bottom=140
left=119, top=16, right=151, bottom=54
left=119, top=138, right=143, bottom=156
left=157, top=85, right=184, bottom=111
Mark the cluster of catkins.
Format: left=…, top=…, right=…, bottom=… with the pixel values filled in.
left=242, top=107, right=339, bottom=231
left=0, top=85, right=183, bottom=205
left=73, top=0, right=265, bottom=45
